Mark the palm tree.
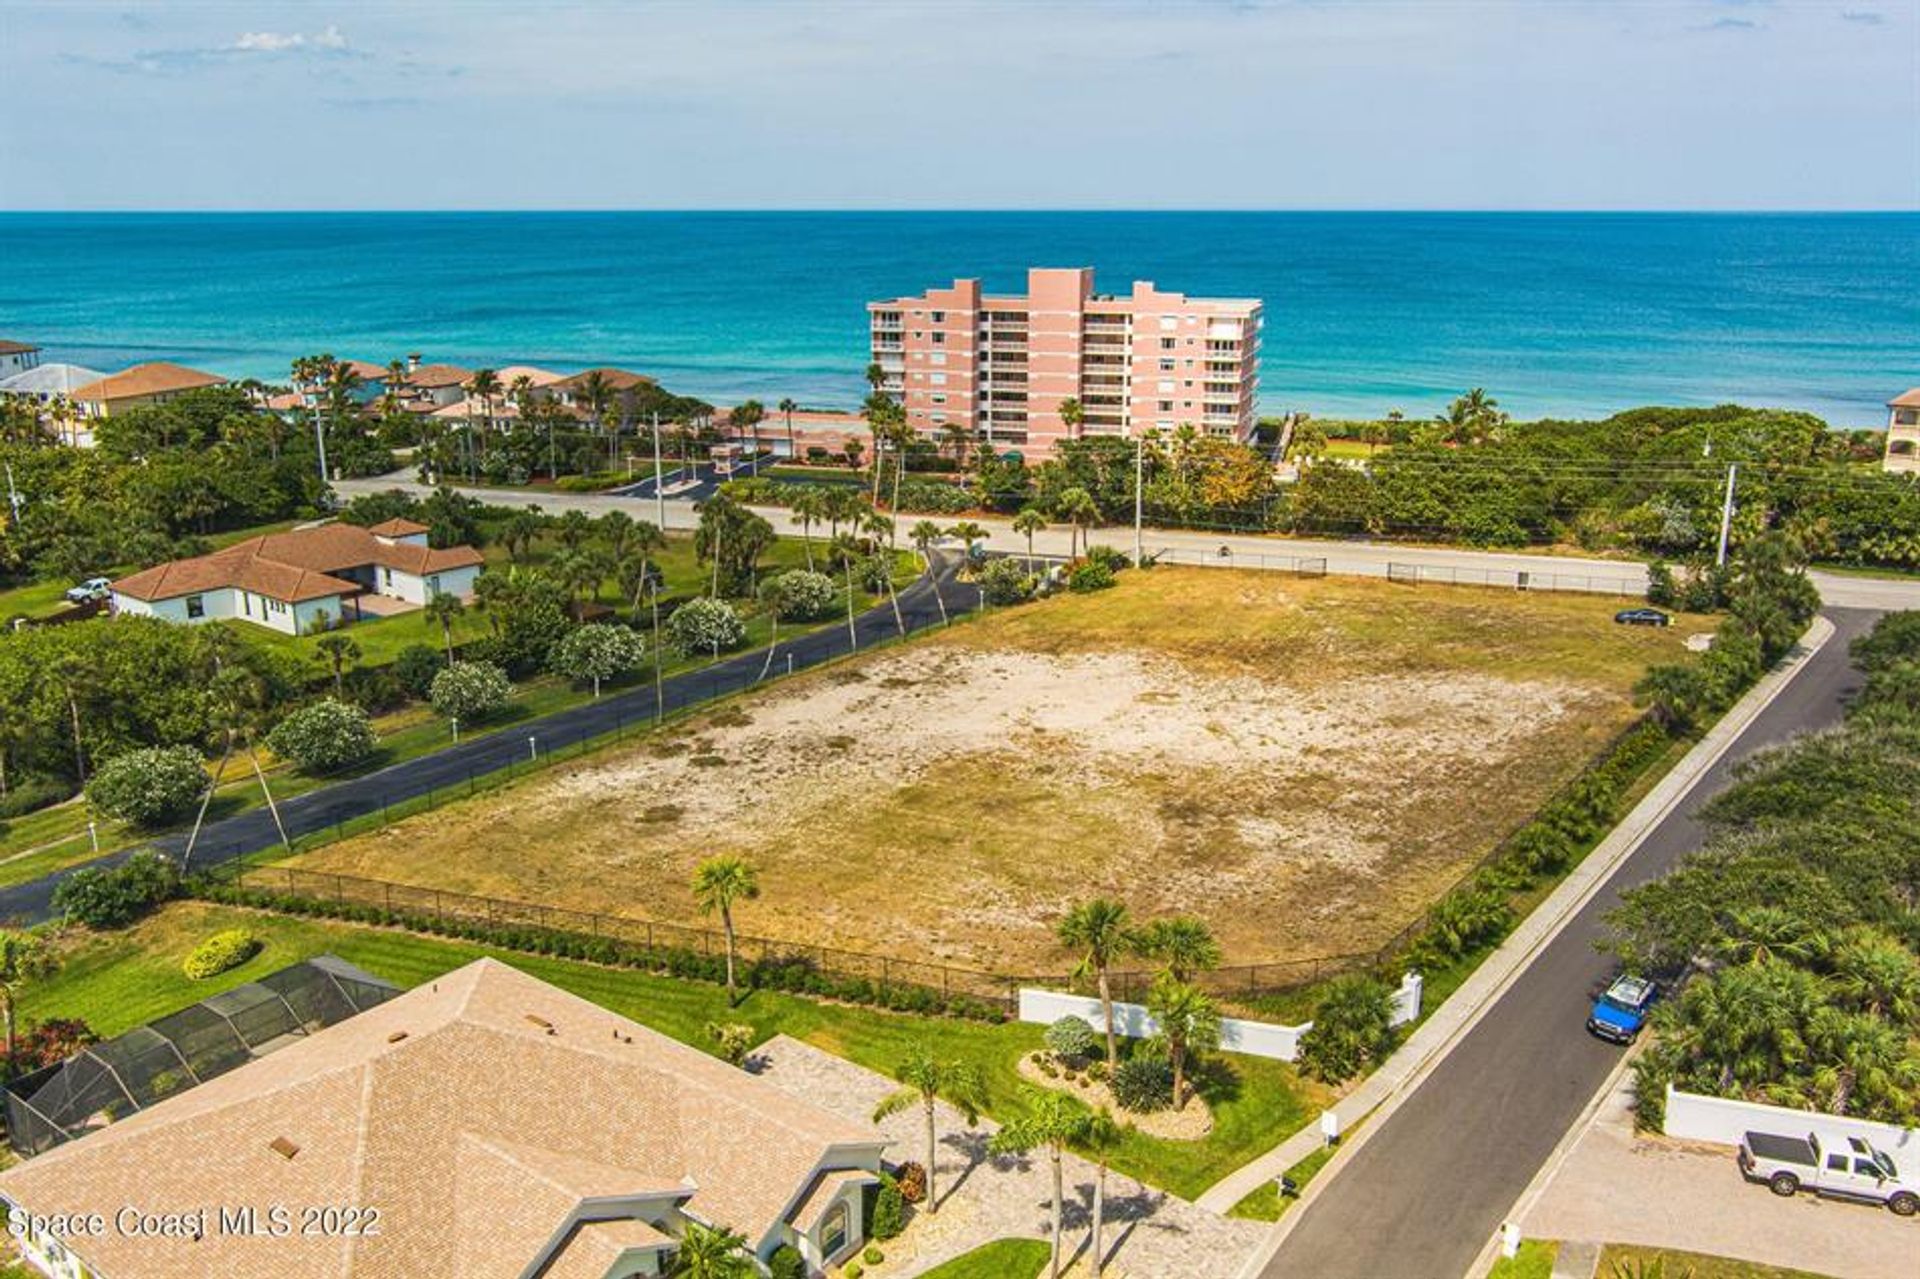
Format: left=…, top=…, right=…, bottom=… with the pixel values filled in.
left=1832, top=929, right=1920, bottom=1023
left=0, top=929, right=54, bottom=1065
left=578, top=370, right=615, bottom=460
left=1712, top=906, right=1829, bottom=969
left=425, top=592, right=465, bottom=664
left=551, top=546, right=611, bottom=619
left=1138, top=916, right=1222, bottom=982
left=947, top=520, right=987, bottom=563
left=870, top=1040, right=986, bottom=1215
left=1058, top=898, right=1137, bottom=1071
left=619, top=520, right=668, bottom=622
left=791, top=488, right=827, bottom=570
left=1012, top=507, right=1047, bottom=571
left=910, top=519, right=949, bottom=625
left=1081, top=1107, right=1121, bottom=1278
left=1054, top=487, right=1098, bottom=560
left=989, top=1088, right=1092, bottom=1279
left=1145, top=975, right=1222, bottom=1110
left=502, top=508, right=544, bottom=562
left=668, top=1221, right=755, bottom=1279
left=692, top=856, right=760, bottom=1005
left=216, top=664, right=291, bottom=853
left=600, top=509, right=636, bottom=561
left=1058, top=396, right=1085, bottom=437
left=778, top=396, right=798, bottom=459
left=313, top=632, right=360, bottom=699
left=732, top=399, right=765, bottom=471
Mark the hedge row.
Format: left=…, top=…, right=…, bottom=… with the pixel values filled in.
left=185, top=881, right=1010, bottom=1023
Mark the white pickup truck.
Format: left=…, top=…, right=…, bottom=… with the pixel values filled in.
left=1738, top=1130, right=1920, bottom=1216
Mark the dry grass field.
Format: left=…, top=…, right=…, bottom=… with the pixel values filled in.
left=275, top=570, right=1706, bottom=973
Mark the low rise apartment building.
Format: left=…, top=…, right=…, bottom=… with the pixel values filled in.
left=869, top=267, right=1262, bottom=460
left=0, top=339, right=42, bottom=379
left=1886, top=389, right=1920, bottom=475
left=66, top=362, right=227, bottom=418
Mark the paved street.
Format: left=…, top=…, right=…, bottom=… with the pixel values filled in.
left=1255, top=608, right=1880, bottom=1279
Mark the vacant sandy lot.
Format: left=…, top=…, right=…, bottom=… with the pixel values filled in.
left=282, top=571, right=1700, bottom=973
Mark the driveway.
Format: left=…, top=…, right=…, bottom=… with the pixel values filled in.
left=1521, top=1072, right=1914, bottom=1279
left=750, top=1035, right=1263, bottom=1278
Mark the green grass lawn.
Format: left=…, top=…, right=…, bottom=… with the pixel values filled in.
left=913, top=1239, right=1051, bottom=1279
left=1486, top=1240, right=1558, bottom=1279
left=1596, top=1245, right=1836, bottom=1279
left=19, top=902, right=1325, bottom=1200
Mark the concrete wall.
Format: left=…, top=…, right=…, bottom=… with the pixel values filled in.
left=1017, top=972, right=1422, bottom=1063
left=1663, top=1085, right=1920, bottom=1159
left=385, top=563, right=479, bottom=606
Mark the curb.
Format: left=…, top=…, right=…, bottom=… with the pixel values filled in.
left=1229, top=615, right=1837, bottom=1279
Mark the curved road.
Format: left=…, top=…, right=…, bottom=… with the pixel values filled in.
left=1257, top=607, right=1878, bottom=1279
left=0, top=557, right=978, bottom=924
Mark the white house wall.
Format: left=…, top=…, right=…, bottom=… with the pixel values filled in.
left=1663, top=1085, right=1919, bottom=1158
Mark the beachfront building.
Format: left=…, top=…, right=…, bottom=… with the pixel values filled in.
left=0, top=364, right=107, bottom=446
left=0, top=339, right=41, bottom=378
left=1886, top=389, right=1920, bottom=475
left=400, top=362, right=475, bottom=410
left=542, top=367, right=657, bottom=416
left=109, top=518, right=482, bottom=636
left=0, top=957, right=888, bottom=1279
left=66, top=361, right=228, bottom=418
left=869, top=267, right=1263, bottom=460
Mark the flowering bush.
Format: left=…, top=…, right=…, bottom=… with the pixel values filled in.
left=84, top=746, right=208, bottom=826
left=549, top=624, right=646, bottom=696
left=429, top=660, right=513, bottom=722
left=762, top=570, right=838, bottom=621
left=265, top=699, right=378, bottom=773
left=664, top=597, right=747, bottom=655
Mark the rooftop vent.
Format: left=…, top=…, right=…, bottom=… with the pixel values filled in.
left=387, top=1031, right=409, bottom=1044
left=269, top=1136, right=300, bottom=1161
left=525, top=1014, right=555, bottom=1034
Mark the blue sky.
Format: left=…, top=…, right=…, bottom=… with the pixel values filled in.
left=1, top=1, right=1914, bottom=210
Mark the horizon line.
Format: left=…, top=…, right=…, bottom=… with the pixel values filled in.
left=1, top=206, right=1915, bottom=217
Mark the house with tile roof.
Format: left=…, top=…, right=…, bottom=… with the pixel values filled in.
left=540, top=368, right=656, bottom=416
left=0, top=958, right=889, bottom=1279
left=110, top=519, right=482, bottom=636
left=1886, top=388, right=1920, bottom=475
left=67, top=362, right=228, bottom=419
left=0, top=339, right=41, bottom=379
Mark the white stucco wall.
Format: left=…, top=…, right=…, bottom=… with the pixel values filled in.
left=1663, top=1086, right=1920, bottom=1158
left=383, top=563, right=477, bottom=605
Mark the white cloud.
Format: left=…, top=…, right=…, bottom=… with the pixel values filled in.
left=232, top=24, right=349, bottom=54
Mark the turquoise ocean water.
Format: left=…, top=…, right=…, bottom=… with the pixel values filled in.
left=0, top=212, right=1912, bottom=426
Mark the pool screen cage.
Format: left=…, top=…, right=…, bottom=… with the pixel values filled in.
left=5, top=955, right=400, bottom=1157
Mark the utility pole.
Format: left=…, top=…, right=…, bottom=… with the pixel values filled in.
left=313, top=410, right=331, bottom=489
left=650, top=412, right=666, bottom=529
left=1133, top=433, right=1145, bottom=564
left=1715, top=463, right=1738, bottom=568
left=3, top=462, right=22, bottom=527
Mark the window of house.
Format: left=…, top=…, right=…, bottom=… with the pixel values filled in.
left=931, top=394, right=947, bottom=404
left=242, top=593, right=252, bottom=617
left=1159, top=359, right=1175, bottom=372
left=383, top=568, right=393, bottom=588
left=185, top=595, right=205, bottom=619
left=429, top=575, right=442, bottom=594
left=820, top=1202, right=850, bottom=1259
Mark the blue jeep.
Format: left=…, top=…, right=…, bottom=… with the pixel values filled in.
left=1588, top=975, right=1658, bottom=1044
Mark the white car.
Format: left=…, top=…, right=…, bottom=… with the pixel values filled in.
left=64, top=576, right=112, bottom=604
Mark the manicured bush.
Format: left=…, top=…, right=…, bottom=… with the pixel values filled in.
left=869, top=1175, right=905, bottom=1240
left=182, top=928, right=261, bottom=979
left=53, top=850, right=179, bottom=929
left=767, top=1245, right=805, bottom=1279
left=892, top=1160, right=927, bottom=1205
left=392, top=644, right=445, bottom=699
left=705, top=1021, right=756, bottom=1067
left=762, top=569, right=838, bottom=621
left=548, top=623, right=646, bottom=697
left=1068, top=561, right=1116, bottom=593
left=844, top=1264, right=863, bottom=1279
left=863, top=1245, right=885, bottom=1265
left=1298, top=974, right=1399, bottom=1084
left=84, top=746, right=208, bottom=826
left=978, top=556, right=1034, bottom=605
left=1109, top=1055, right=1174, bottom=1114
left=265, top=698, right=379, bottom=773
left=429, top=660, right=513, bottom=722
left=664, top=597, right=747, bottom=655
left=1045, top=1015, right=1099, bottom=1064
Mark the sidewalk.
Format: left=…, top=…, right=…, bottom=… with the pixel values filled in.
left=1198, top=615, right=1838, bottom=1218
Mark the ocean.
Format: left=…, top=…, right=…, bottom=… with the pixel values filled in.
left=0, top=211, right=1913, bottom=426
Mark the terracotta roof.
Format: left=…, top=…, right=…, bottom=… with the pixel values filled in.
left=547, top=367, right=655, bottom=394
left=0, top=339, right=41, bottom=355
left=0, top=958, right=883, bottom=1279
left=68, top=361, right=226, bottom=403
left=366, top=517, right=430, bottom=537
left=404, top=363, right=474, bottom=389
left=496, top=364, right=564, bottom=387
left=338, top=359, right=392, bottom=382
left=1889, top=388, right=1920, bottom=409
left=112, top=522, right=481, bottom=603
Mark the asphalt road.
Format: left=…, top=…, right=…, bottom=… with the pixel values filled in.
left=0, top=556, right=976, bottom=924
left=1257, top=607, right=1879, bottom=1279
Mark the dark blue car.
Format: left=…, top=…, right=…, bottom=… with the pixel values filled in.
left=1588, top=975, right=1658, bottom=1044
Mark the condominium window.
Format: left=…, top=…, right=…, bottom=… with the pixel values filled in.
left=1160, top=338, right=1176, bottom=350
left=1160, top=316, right=1179, bottom=330
left=1159, top=359, right=1175, bottom=372
left=1158, top=400, right=1173, bottom=412
left=930, top=373, right=947, bottom=386
left=931, top=394, right=947, bottom=404
left=932, top=332, right=945, bottom=344
left=930, top=353, right=947, bottom=365
left=931, top=311, right=945, bottom=322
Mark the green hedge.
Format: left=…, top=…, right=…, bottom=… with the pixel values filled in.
left=183, top=928, right=261, bottom=979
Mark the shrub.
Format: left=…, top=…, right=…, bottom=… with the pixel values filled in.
left=705, top=1021, right=756, bottom=1067
left=0, top=776, right=74, bottom=821
left=265, top=699, right=378, bottom=773
left=844, top=1264, right=863, bottom=1279
left=762, top=569, right=838, bottom=621
left=767, top=1245, right=805, bottom=1279
left=4, top=1018, right=96, bottom=1076
left=182, top=928, right=260, bottom=979
left=1645, top=559, right=1678, bottom=609
left=664, top=597, right=747, bottom=655
left=1068, top=561, right=1116, bottom=593
left=429, top=660, right=513, bottom=722
left=869, top=1177, right=905, bottom=1240
left=1045, top=1015, right=1099, bottom=1064
left=863, top=1245, right=885, bottom=1265
left=393, top=644, right=445, bottom=698
left=858, top=553, right=896, bottom=595
left=1298, top=974, right=1399, bottom=1084
left=1110, top=1055, right=1174, bottom=1114
left=892, top=1160, right=927, bottom=1205
left=1084, top=544, right=1131, bottom=572
left=548, top=623, right=646, bottom=697
left=84, top=746, right=208, bottom=826
left=1417, top=878, right=1515, bottom=963
left=978, top=556, right=1034, bottom=605
left=52, top=850, right=179, bottom=929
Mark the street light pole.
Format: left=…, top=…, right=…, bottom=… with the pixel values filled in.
left=1133, top=433, right=1145, bottom=564
left=1715, top=463, right=1738, bottom=568
left=650, top=412, right=666, bottom=528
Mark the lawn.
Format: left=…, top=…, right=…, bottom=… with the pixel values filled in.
left=1486, top=1240, right=1559, bottom=1279
left=914, top=1239, right=1050, bottom=1278
left=1596, top=1245, right=1837, bottom=1279
left=0, top=519, right=307, bottom=623
left=272, top=567, right=1704, bottom=973
left=17, top=902, right=1328, bottom=1200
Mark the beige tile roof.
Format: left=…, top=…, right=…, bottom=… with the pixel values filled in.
left=788, top=1167, right=877, bottom=1232
left=69, top=361, right=227, bottom=403
left=403, top=363, right=474, bottom=389
left=496, top=365, right=564, bottom=387
left=112, top=523, right=481, bottom=604
left=0, top=959, right=883, bottom=1279
left=547, top=367, right=655, bottom=394
left=539, top=1218, right=673, bottom=1279
left=1889, top=388, right=1920, bottom=409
